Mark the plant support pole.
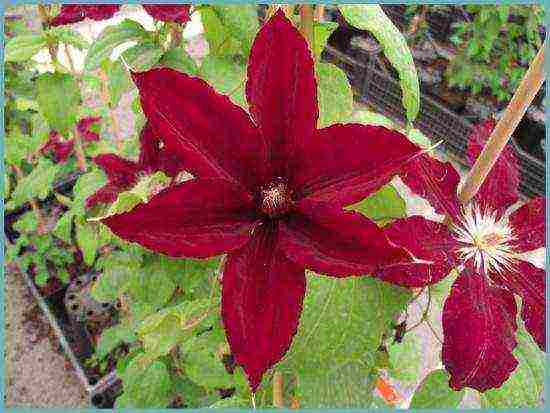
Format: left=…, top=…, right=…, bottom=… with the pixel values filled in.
left=300, top=5, right=314, bottom=50
left=458, top=42, right=546, bottom=204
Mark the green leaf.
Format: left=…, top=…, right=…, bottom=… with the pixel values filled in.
left=76, top=222, right=98, bottom=265
left=199, top=55, right=246, bottom=108
left=6, top=158, right=59, bottom=211
left=278, top=274, right=411, bottom=407
left=313, top=22, right=338, bottom=59
left=128, top=260, right=176, bottom=308
left=84, top=19, right=149, bottom=71
left=348, top=184, right=406, bottom=226
left=13, top=211, right=38, bottom=234
left=53, top=211, right=74, bottom=243
left=72, top=169, right=108, bottom=216
left=122, top=41, right=164, bottom=72
left=36, top=72, right=81, bottom=136
left=339, top=5, right=420, bottom=124
left=185, top=348, right=234, bottom=389
left=480, top=322, right=544, bottom=408
left=160, top=47, right=198, bottom=75
left=351, top=109, right=396, bottom=129
left=96, top=324, right=137, bottom=361
left=315, top=63, right=353, bottom=128
left=46, top=26, right=90, bottom=50
left=211, top=5, right=259, bottom=57
left=101, top=59, right=132, bottom=108
left=410, top=370, right=465, bottom=408
left=118, top=357, right=172, bottom=408
left=92, top=251, right=141, bottom=302
left=210, top=396, right=249, bottom=408
left=200, top=7, right=242, bottom=57
left=138, top=299, right=213, bottom=359
left=5, top=34, right=47, bottom=62
left=387, top=332, right=423, bottom=383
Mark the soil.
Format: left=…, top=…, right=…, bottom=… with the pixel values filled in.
left=4, top=267, right=88, bottom=407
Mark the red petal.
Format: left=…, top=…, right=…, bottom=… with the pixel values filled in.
left=86, top=183, right=123, bottom=208
left=468, top=119, right=520, bottom=214
left=509, top=196, right=545, bottom=252
left=138, top=122, right=186, bottom=178
left=50, top=5, right=119, bottom=26
left=375, top=216, right=459, bottom=287
left=86, top=154, right=141, bottom=207
left=291, top=124, right=421, bottom=207
left=221, top=223, right=306, bottom=391
left=92, top=154, right=140, bottom=187
left=399, top=153, right=461, bottom=221
left=77, top=116, right=101, bottom=142
left=41, top=131, right=74, bottom=163
left=279, top=199, right=412, bottom=277
left=142, top=5, right=191, bottom=24
left=246, top=9, right=317, bottom=179
left=492, top=260, right=545, bottom=351
left=442, top=269, right=519, bottom=391
left=102, top=179, right=258, bottom=258
left=133, top=68, right=267, bottom=190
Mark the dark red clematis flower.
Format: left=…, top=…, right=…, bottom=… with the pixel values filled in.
left=50, top=5, right=120, bottom=26
left=86, top=122, right=184, bottom=208
left=49, top=4, right=190, bottom=26
left=142, top=5, right=191, bottom=24
left=375, top=118, right=546, bottom=392
left=41, top=117, right=102, bottom=163
left=100, top=10, right=422, bottom=390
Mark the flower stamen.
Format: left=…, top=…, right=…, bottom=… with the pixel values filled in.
left=452, top=204, right=517, bottom=274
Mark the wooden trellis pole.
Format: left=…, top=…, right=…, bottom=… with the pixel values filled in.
left=458, top=43, right=546, bottom=204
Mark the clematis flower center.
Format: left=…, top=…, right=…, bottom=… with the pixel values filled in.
left=258, top=179, right=293, bottom=219
left=452, top=204, right=517, bottom=274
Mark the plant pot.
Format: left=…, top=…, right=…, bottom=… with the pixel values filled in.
left=20, top=267, right=123, bottom=408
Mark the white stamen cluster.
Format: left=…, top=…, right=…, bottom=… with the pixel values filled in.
left=452, top=204, right=517, bottom=274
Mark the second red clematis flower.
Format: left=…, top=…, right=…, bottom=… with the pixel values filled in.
left=87, top=122, right=184, bottom=208
left=100, top=10, right=422, bottom=390
left=376, top=119, right=546, bottom=391
left=50, top=4, right=191, bottom=26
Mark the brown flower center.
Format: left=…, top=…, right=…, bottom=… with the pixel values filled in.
left=259, top=180, right=293, bottom=218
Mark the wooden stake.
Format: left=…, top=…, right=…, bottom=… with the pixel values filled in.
left=272, top=371, right=284, bottom=407
left=458, top=43, right=546, bottom=204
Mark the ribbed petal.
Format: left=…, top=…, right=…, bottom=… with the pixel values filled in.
left=133, top=68, right=267, bottom=190
left=279, top=199, right=412, bottom=277
left=509, top=196, right=545, bottom=252
left=143, top=5, right=191, bottom=24
left=246, top=9, right=317, bottom=179
left=442, top=268, right=519, bottom=391
left=291, top=124, right=421, bottom=207
left=491, top=260, right=545, bottom=351
left=468, top=119, right=520, bottom=215
left=376, top=216, right=459, bottom=287
left=77, top=116, right=101, bottom=142
left=399, top=153, right=461, bottom=221
left=50, top=5, right=120, bottom=26
left=222, top=223, right=306, bottom=391
left=137, top=122, right=185, bottom=178
left=102, top=179, right=258, bottom=258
